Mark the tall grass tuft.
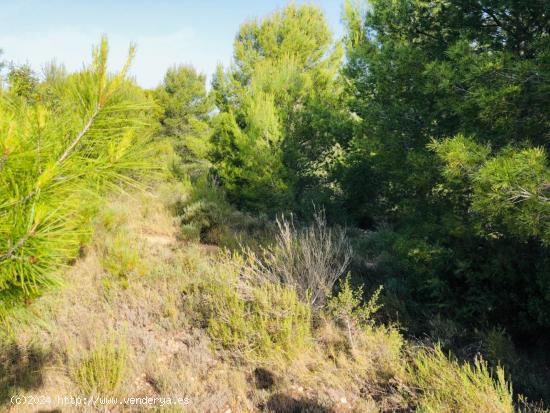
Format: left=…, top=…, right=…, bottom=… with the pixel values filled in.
left=73, top=341, right=127, bottom=396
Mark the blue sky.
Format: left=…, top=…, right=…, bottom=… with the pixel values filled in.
left=1, top=0, right=345, bottom=88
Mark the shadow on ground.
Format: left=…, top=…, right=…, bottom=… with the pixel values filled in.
left=0, top=340, right=52, bottom=406
left=265, top=393, right=334, bottom=413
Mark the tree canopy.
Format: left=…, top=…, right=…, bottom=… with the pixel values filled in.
left=210, top=3, right=343, bottom=211
left=206, top=0, right=550, bottom=341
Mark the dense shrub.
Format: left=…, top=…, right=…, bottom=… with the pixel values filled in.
left=183, top=254, right=311, bottom=360
left=409, top=346, right=514, bottom=413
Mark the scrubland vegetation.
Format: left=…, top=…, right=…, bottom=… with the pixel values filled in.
left=1, top=0, right=549, bottom=412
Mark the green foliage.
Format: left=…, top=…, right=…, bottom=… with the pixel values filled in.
left=73, top=341, right=127, bottom=396
left=343, top=0, right=367, bottom=49
left=410, top=346, right=514, bottom=413
left=174, top=166, right=273, bottom=249
left=176, top=174, right=233, bottom=244
left=210, top=3, right=343, bottom=212
left=328, top=274, right=383, bottom=349
left=480, top=328, right=519, bottom=370
left=473, top=147, right=550, bottom=242
left=429, top=135, right=491, bottom=180
left=6, top=65, right=38, bottom=102
left=340, top=0, right=549, bottom=226
left=329, top=275, right=383, bottom=328
left=184, top=254, right=311, bottom=360
left=0, top=37, right=156, bottom=307
left=432, top=136, right=550, bottom=243
left=155, top=65, right=212, bottom=165
left=336, top=0, right=550, bottom=342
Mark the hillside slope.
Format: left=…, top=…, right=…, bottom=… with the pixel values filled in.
left=1, top=176, right=533, bottom=413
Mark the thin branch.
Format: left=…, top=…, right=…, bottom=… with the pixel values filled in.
left=5, top=104, right=102, bottom=208
left=482, top=8, right=505, bottom=29
left=508, top=185, right=550, bottom=204
left=57, top=105, right=100, bottom=165
left=415, top=28, right=441, bottom=43
left=0, top=154, right=7, bottom=173
left=0, top=223, right=38, bottom=263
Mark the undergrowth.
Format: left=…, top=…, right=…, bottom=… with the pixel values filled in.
left=183, top=253, right=312, bottom=361
left=72, top=341, right=128, bottom=396
left=0, top=170, right=544, bottom=412
left=410, top=346, right=514, bottom=413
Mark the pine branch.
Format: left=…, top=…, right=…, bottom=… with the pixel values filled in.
left=0, top=37, right=147, bottom=297
left=8, top=104, right=102, bottom=207
left=508, top=185, right=550, bottom=204
left=57, top=105, right=100, bottom=165
left=0, top=104, right=102, bottom=262
left=0, top=223, right=38, bottom=263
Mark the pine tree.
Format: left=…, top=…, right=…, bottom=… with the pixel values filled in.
left=210, top=4, right=343, bottom=212
left=0, top=37, right=156, bottom=308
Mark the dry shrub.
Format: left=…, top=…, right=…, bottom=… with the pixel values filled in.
left=101, top=230, right=148, bottom=280
left=315, top=311, right=405, bottom=392
left=248, top=211, right=352, bottom=308
left=354, top=324, right=405, bottom=384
